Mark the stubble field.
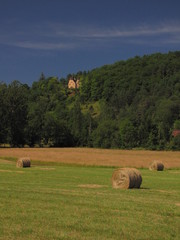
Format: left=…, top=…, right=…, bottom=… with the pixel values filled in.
left=0, top=147, right=180, bottom=168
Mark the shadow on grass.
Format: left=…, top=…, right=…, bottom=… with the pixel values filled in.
left=140, top=187, right=150, bottom=190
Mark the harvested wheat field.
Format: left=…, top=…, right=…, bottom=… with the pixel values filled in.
left=0, top=148, right=180, bottom=168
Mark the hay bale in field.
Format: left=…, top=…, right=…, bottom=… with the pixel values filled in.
left=111, top=168, right=142, bottom=189
left=16, top=157, right=31, bottom=168
left=149, top=161, right=164, bottom=171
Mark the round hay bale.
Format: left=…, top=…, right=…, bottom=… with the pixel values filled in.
left=111, top=168, right=142, bottom=189
left=149, top=161, right=164, bottom=171
left=16, top=157, right=31, bottom=168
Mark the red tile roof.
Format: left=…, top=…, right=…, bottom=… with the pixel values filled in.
left=172, top=129, right=180, bottom=137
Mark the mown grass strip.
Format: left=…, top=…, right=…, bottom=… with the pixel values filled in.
left=0, top=162, right=179, bottom=240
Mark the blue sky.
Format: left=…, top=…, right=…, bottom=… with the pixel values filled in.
left=0, top=0, right=180, bottom=85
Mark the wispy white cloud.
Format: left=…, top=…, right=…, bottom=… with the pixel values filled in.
left=9, top=41, right=76, bottom=50
left=0, top=21, right=180, bottom=50
left=53, top=22, right=180, bottom=38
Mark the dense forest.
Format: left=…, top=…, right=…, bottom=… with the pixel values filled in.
left=0, top=51, right=180, bottom=150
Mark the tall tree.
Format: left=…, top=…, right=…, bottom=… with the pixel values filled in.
left=0, top=82, right=8, bottom=144
left=5, top=81, right=29, bottom=146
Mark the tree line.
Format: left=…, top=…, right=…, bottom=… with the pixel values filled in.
left=0, top=51, right=180, bottom=149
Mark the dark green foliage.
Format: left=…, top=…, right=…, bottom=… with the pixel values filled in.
left=0, top=51, right=180, bottom=149
left=68, top=99, right=91, bottom=146
left=4, top=81, right=29, bottom=146
left=78, top=51, right=180, bottom=150
left=26, top=77, right=72, bottom=147
left=92, top=120, right=120, bottom=149
left=0, top=82, right=8, bottom=143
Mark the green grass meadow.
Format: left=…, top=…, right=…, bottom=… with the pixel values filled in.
left=0, top=161, right=180, bottom=240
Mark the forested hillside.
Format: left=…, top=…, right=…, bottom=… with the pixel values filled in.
left=0, top=51, right=180, bottom=149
